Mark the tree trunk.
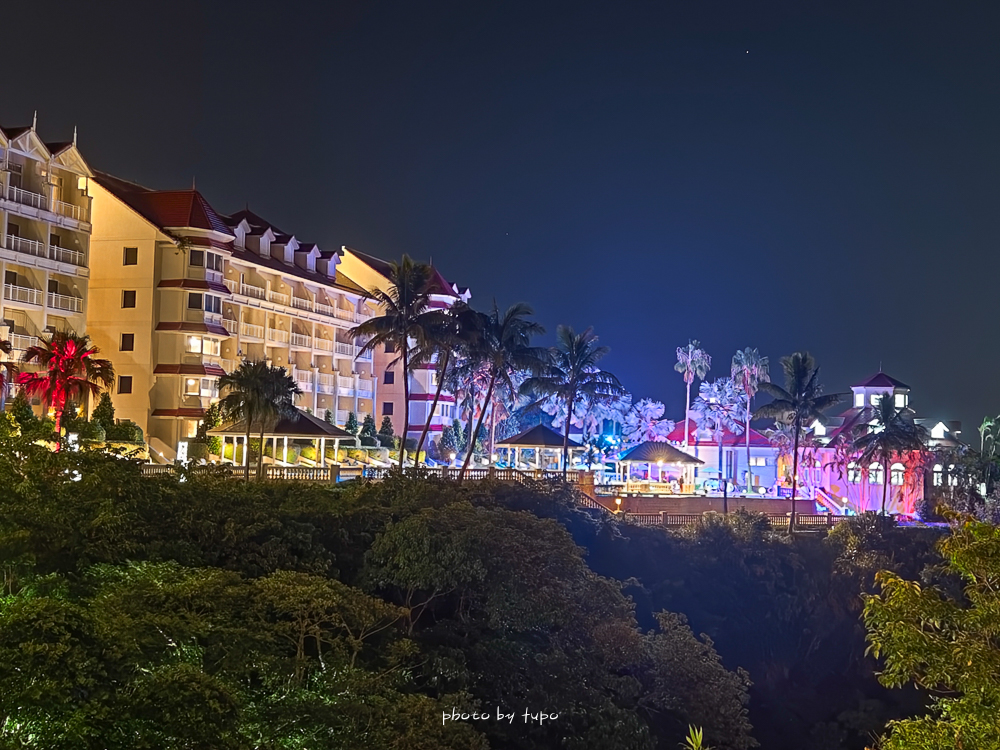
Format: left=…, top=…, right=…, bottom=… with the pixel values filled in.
left=399, top=343, right=410, bottom=469
left=460, top=371, right=496, bottom=480
left=243, top=422, right=251, bottom=481
left=562, top=393, right=575, bottom=481
left=415, top=351, right=449, bottom=463
left=881, top=456, right=890, bottom=515
left=683, top=379, right=692, bottom=449
left=789, top=423, right=800, bottom=535
left=257, top=425, right=266, bottom=479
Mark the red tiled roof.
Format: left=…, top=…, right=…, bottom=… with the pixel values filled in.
left=346, top=247, right=460, bottom=298
left=151, top=408, right=207, bottom=418
left=158, top=278, right=231, bottom=294
left=154, top=363, right=226, bottom=376
left=853, top=372, right=910, bottom=389
left=666, top=421, right=771, bottom=447
left=94, top=171, right=233, bottom=236
left=155, top=321, right=230, bottom=337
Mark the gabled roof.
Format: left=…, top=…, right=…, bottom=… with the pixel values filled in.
left=496, top=423, right=581, bottom=448
left=210, top=408, right=356, bottom=439
left=618, top=441, right=703, bottom=465
left=852, top=372, right=910, bottom=389
left=93, top=171, right=233, bottom=236
left=665, top=421, right=771, bottom=447
left=45, top=141, right=73, bottom=155
left=0, top=126, right=31, bottom=140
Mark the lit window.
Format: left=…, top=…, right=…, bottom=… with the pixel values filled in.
left=933, top=464, right=943, bottom=487
left=185, top=420, right=199, bottom=438
left=848, top=462, right=861, bottom=483
left=931, top=423, right=947, bottom=440
left=854, top=393, right=864, bottom=408
left=187, top=336, right=203, bottom=354
left=869, top=463, right=884, bottom=485
left=185, top=378, right=199, bottom=396
left=204, top=338, right=220, bottom=356
left=948, top=464, right=958, bottom=487
left=812, top=420, right=826, bottom=436
left=894, top=393, right=907, bottom=409
left=870, top=393, right=881, bottom=406
left=750, top=456, right=768, bottom=467
left=890, top=462, right=905, bottom=485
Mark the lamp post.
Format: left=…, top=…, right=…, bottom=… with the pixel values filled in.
left=615, top=497, right=622, bottom=514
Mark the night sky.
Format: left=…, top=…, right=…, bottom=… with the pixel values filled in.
left=6, top=1, right=999, bottom=434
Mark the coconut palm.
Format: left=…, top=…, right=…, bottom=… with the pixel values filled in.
left=849, top=394, right=927, bottom=515
left=349, top=256, right=444, bottom=468
left=219, top=360, right=271, bottom=481
left=754, top=352, right=844, bottom=532
left=0, top=337, right=15, bottom=411
left=731, top=348, right=770, bottom=488
left=521, top=326, right=627, bottom=479
left=622, top=398, right=674, bottom=447
left=675, top=340, right=711, bottom=449
left=691, top=378, right=745, bottom=486
left=17, top=331, right=114, bottom=444
left=459, top=302, right=545, bottom=479
left=252, top=364, right=302, bottom=479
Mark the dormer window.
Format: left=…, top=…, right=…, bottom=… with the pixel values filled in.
left=869, top=393, right=881, bottom=406
left=854, top=393, right=864, bottom=408
left=811, top=420, right=826, bottom=437
left=931, top=422, right=947, bottom=440
left=894, top=393, right=907, bottom=409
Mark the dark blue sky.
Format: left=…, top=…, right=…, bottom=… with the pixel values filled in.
left=7, top=1, right=1000, bottom=433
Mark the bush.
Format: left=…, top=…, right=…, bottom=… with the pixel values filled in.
left=359, top=436, right=378, bottom=448
left=106, top=420, right=143, bottom=443
left=78, top=420, right=106, bottom=443
left=187, top=441, right=212, bottom=461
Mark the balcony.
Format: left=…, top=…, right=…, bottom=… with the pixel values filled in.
left=267, top=328, right=290, bottom=344
left=291, top=296, right=312, bottom=312
left=334, top=307, right=358, bottom=323
left=6, top=185, right=48, bottom=211
left=3, top=283, right=42, bottom=306
left=53, top=199, right=83, bottom=222
left=5, top=235, right=45, bottom=259
left=337, top=375, right=355, bottom=396
left=240, top=322, right=264, bottom=339
left=268, top=290, right=290, bottom=306
left=206, top=268, right=223, bottom=284
left=223, top=278, right=237, bottom=293
left=316, top=373, right=336, bottom=394
left=241, top=282, right=265, bottom=300
left=204, top=311, right=223, bottom=326
left=47, top=291, right=83, bottom=313
left=294, top=371, right=314, bottom=392
left=314, top=337, right=333, bottom=352
left=315, top=301, right=335, bottom=317
left=357, top=377, right=374, bottom=398
left=356, top=347, right=372, bottom=362
left=334, top=342, right=355, bottom=357
left=49, top=245, right=85, bottom=266
left=222, top=318, right=238, bottom=334
left=290, top=332, right=312, bottom=348
left=336, top=409, right=351, bottom=425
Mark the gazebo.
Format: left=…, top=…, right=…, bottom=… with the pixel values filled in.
left=210, top=409, right=356, bottom=467
left=616, top=441, right=703, bottom=494
left=495, top=424, right=581, bottom=471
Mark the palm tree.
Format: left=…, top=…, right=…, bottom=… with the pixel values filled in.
left=691, top=378, right=745, bottom=488
left=849, top=394, right=927, bottom=515
left=253, top=364, right=301, bottom=479
left=521, top=326, right=627, bottom=479
left=349, top=256, right=442, bottom=468
left=754, top=352, right=844, bottom=533
left=413, top=303, right=477, bottom=462
left=675, top=340, right=711, bottom=449
left=0, top=337, right=15, bottom=411
left=459, top=302, right=544, bottom=479
left=219, top=360, right=270, bottom=481
left=731, top=348, right=769, bottom=488
left=16, top=331, right=114, bottom=444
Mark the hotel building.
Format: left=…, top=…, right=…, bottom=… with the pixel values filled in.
left=87, top=172, right=379, bottom=459
left=0, top=121, right=92, bottom=372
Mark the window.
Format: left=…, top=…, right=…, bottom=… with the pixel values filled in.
left=868, top=463, right=884, bottom=485
left=122, top=290, right=136, bottom=308
left=383, top=370, right=395, bottom=385
left=870, top=393, right=882, bottom=406
left=854, top=393, right=864, bottom=408
left=205, top=295, right=221, bottom=314
left=123, top=247, right=138, bottom=265
left=50, top=233, right=61, bottom=248
left=384, top=342, right=396, bottom=354
left=430, top=371, right=438, bottom=386
left=933, top=464, right=943, bottom=487
left=749, top=456, right=768, bottom=467
left=890, top=462, right=905, bottom=486
left=189, top=249, right=204, bottom=267
left=118, top=376, right=133, bottom=394
left=186, top=336, right=220, bottom=356
left=948, top=464, right=958, bottom=487
left=207, top=252, right=223, bottom=271
left=383, top=402, right=394, bottom=416
left=120, top=333, right=134, bottom=351
left=894, top=393, right=907, bottom=409
left=188, top=293, right=203, bottom=310
left=185, top=378, right=200, bottom=396
left=848, top=462, right=861, bottom=483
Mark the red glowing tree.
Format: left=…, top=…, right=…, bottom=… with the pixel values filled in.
left=17, top=331, right=115, bottom=441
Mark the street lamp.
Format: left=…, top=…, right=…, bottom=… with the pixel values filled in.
left=449, top=452, right=456, bottom=467
left=615, top=497, right=622, bottom=513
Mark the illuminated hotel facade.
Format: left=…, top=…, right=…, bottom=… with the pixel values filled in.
left=87, top=172, right=380, bottom=459
left=0, top=121, right=93, bottom=372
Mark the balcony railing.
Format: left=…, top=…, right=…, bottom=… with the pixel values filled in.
left=268, top=290, right=290, bottom=306
left=315, top=301, right=335, bottom=317
left=53, top=199, right=83, bottom=221
left=356, top=347, right=372, bottom=362
left=357, top=377, right=374, bottom=397
left=290, top=332, right=312, bottom=348
left=49, top=245, right=85, bottom=266
left=334, top=342, right=355, bottom=357
left=241, top=282, right=265, bottom=300
left=223, top=278, right=237, bottom=293
left=220, top=358, right=236, bottom=373
left=268, top=328, right=290, bottom=344
left=8, top=334, right=38, bottom=352
left=5, top=235, right=44, bottom=258
left=47, top=291, right=83, bottom=313
left=336, top=409, right=351, bottom=425
left=206, top=268, right=223, bottom=284
left=6, top=185, right=48, bottom=211
left=291, top=296, right=312, bottom=312
left=316, top=373, right=336, bottom=394
left=240, top=322, right=264, bottom=339
left=337, top=374, right=355, bottom=396
left=334, top=307, right=358, bottom=322
left=314, top=338, right=333, bottom=352
left=222, top=318, right=238, bottom=334
left=3, top=283, right=42, bottom=306
left=205, top=311, right=223, bottom=326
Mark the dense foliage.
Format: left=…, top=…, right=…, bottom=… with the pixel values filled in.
left=0, top=437, right=756, bottom=749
